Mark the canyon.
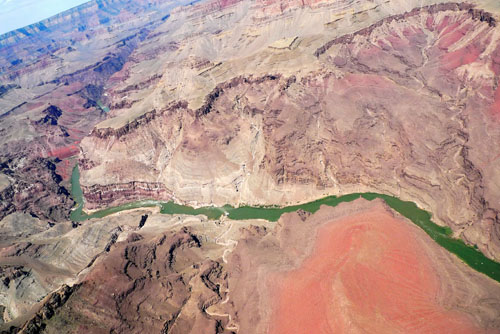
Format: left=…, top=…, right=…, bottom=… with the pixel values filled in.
left=79, top=1, right=500, bottom=263
left=1, top=0, right=500, bottom=332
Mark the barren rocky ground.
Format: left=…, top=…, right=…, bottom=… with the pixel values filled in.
left=1, top=0, right=500, bottom=332
left=227, top=199, right=500, bottom=333
left=79, top=1, right=500, bottom=262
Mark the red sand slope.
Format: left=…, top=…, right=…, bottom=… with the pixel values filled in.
left=269, top=207, right=486, bottom=334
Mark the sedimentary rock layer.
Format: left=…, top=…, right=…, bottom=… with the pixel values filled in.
left=20, top=224, right=230, bottom=334
left=81, top=181, right=171, bottom=210
left=79, top=2, right=500, bottom=260
left=0, top=0, right=196, bottom=221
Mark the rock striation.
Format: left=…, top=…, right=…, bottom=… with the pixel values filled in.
left=28, top=226, right=230, bottom=334
left=79, top=2, right=500, bottom=260
left=81, top=181, right=171, bottom=210
left=1, top=0, right=500, bottom=332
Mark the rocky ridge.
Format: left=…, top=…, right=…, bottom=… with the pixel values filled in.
left=1, top=0, right=500, bottom=332
left=0, top=212, right=242, bottom=334
left=79, top=2, right=500, bottom=260
left=0, top=0, right=195, bottom=221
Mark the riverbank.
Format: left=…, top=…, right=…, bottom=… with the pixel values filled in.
left=70, top=165, right=500, bottom=283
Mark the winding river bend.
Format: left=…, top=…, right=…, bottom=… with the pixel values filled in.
left=70, top=165, right=500, bottom=282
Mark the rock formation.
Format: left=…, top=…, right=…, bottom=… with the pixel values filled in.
left=0, top=0, right=196, bottom=220
left=78, top=2, right=500, bottom=261
left=4, top=201, right=499, bottom=333
left=1, top=0, right=500, bottom=332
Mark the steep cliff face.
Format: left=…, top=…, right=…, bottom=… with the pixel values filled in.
left=80, top=3, right=500, bottom=260
left=81, top=181, right=172, bottom=209
left=2, top=0, right=500, bottom=332
left=0, top=0, right=194, bottom=222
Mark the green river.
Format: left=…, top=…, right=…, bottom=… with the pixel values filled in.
left=70, top=165, right=500, bottom=283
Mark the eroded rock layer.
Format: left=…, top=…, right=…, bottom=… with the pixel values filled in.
left=37, top=228, right=227, bottom=334
left=6, top=201, right=500, bottom=334
left=79, top=2, right=500, bottom=260
left=0, top=212, right=239, bottom=334
left=1, top=0, right=500, bottom=332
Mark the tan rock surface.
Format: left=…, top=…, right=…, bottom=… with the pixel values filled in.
left=7, top=212, right=268, bottom=334
left=2, top=0, right=500, bottom=332
left=81, top=3, right=500, bottom=260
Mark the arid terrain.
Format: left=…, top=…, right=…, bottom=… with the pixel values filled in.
left=79, top=1, right=500, bottom=262
left=1, top=0, right=500, bottom=332
left=228, top=199, right=500, bottom=334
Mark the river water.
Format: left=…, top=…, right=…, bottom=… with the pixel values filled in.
left=70, top=165, right=500, bottom=282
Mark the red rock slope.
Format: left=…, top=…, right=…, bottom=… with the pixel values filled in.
left=226, top=199, right=500, bottom=334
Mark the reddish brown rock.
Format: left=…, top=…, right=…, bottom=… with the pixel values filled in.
left=79, top=3, right=500, bottom=261
left=225, top=200, right=500, bottom=333
left=31, top=227, right=229, bottom=334
left=82, top=181, right=172, bottom=209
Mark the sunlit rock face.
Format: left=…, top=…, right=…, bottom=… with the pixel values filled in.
left=79, top=1, right=500, bottom=261
left=2, top=0, right=500, bottom=333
